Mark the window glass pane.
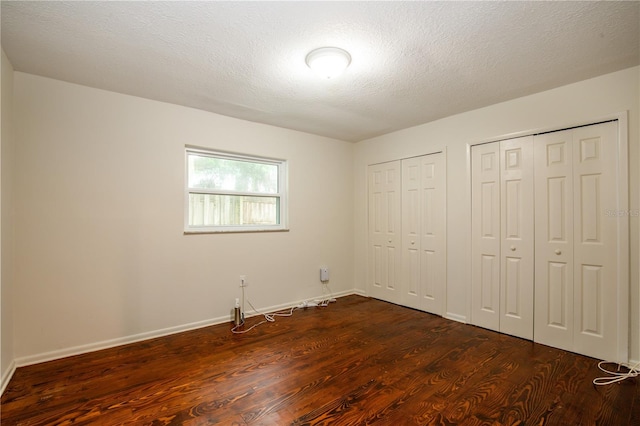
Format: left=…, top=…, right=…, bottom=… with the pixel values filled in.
left=188, top=194, right=279, bottom=227
left=188, top=154, right=278, bottom=194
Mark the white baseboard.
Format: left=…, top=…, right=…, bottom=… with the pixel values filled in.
left=444, top=312, right=467, bottom=323
left=14, top=290, right=362, bottom=369
left=1, top=359, right=16, bottom=395
left=351, top=288, right=367, bottom=297
left=14, top=315, right=232, bottom=368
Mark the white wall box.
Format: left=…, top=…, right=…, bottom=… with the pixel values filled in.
left=368, top=152, right=446, bottom=315
left=471, top=121, right=628, bottom=362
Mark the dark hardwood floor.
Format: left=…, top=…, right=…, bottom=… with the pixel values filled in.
left=1, top=295, right=638, bottom=425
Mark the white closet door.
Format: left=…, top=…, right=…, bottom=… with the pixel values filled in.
left=534, top=121, right=619, bottom=361
left=471, top=143, right=501, bottom=331
left=368, top=161, right=402, bottom=304
left=420, top=153, right=446, bottom=315
left=402, top=153, right=446, bottom=314
left=534, top=129, right=575, bottom=352
left=499, top=137, right=534, bottom=339
left=402, top=157, right=422, bottom=310
left=571, top=122, right=618, bottom=361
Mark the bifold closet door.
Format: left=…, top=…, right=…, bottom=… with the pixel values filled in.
left=471, top=142, right=501, bottom=331
left=534, top=121, right=619, bottom=362
left=368, top=161, right=402, bottom=304
left=471, top=136, right=534, bottom=340
left=401, top=153, right=446, bottom=315
left=533, top=130, right=574, bottom=352
left=499, top=138, right=534, bottom=340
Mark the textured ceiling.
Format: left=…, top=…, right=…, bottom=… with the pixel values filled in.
left=1, top=1, right=639, bottom=142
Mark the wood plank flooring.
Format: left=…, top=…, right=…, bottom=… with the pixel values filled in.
left=1, top=295, right=638, bottom=425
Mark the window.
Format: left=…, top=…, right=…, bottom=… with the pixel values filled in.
left=185, top=147, right=288, bottom=233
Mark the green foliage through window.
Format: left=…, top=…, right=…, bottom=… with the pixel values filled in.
left=185, top=149, right=287, bottom=232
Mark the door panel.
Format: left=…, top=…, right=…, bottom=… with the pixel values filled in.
left=534, top=130, right=574, bottom=352
left=547, top=177, right=568, bottom=241
left=420, top=153, right=445, bottom=315
left=422, top=249, right=436, bottom=301
left=547, top=261, right=569, bottom=328
left=471, top=143, right=501, bottom=331
left=468, top=122, right=622, bottom=361
left=401, top=153, right=446, bottom=314
left=571, top=122, right=617, bottom=361
left=500, top=136, right=534, bottom=340
left=534, top=121, right=618, bottom=360
left=368, top=161, right=402, bottom=304
left=580, top=264, right=602, bottom=336
left=402, top=157, right=421, bottom=309
left=481, top=255, right=498, bottom=311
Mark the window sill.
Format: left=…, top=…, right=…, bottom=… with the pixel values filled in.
left=184, top=228, right=290, bottom=235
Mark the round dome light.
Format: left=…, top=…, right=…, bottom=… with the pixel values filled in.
left=305, top=47, right=351, bottom=79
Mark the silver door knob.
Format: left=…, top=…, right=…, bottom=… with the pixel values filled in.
left=510, top=246, right=516, bottom=251
left=555, top=249, right=562, bottom=255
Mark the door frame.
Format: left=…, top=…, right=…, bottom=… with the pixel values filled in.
left=466, top=111, right=629, bottom=363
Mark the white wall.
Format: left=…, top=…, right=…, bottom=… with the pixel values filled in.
left=354, top=66, right=640, bottom=361
left=12, top=72, right=354, bottom=363
left=7, top=66, right=640, bottom=368
left=1, top=49, right=16, bottom=390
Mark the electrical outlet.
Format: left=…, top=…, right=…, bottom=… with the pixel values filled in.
left=320, top=267, right=329, bottom=282
left=239, top=275, right=247, bottom=287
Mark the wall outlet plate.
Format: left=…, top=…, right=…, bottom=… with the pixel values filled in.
left=320, top=267, right=329, bottom=282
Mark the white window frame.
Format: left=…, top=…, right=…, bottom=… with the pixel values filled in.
left=184, top=147, right=288, bottom=233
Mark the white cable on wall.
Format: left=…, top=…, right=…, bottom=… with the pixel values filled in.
left=317, top=282, right=335, bottom=307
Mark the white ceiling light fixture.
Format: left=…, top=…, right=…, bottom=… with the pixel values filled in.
left=305, top=47, right=352, bottom=79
